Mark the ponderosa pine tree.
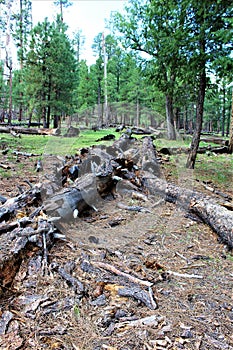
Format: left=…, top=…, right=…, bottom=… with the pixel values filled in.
left=114, top=0, right=232, bottom=163
left=12, top=0, right=32, bottom=121
left=185, top=0, right=232, bottom=168
left=114, top=0, right=189, bottom=139
left=53, top=0, right=72, bottom=23
left=24, top=17, right=77, bottom=128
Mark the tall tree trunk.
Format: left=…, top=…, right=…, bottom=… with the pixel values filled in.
left=165, top=95, right=176, bottom=140
left=97, top=79, right=102, bottom=128
left=186, top=65, right=206, bottom=169
left=60, top=0, right=63, bottom=22
left=136, top=96, right=140, bottom=127
left=103, top=32, right=109, bottom=126
left=42, top=104, right=47, bottom=128
left=174, top=107, right=180, bottom=130
left=183, top=106, right=188, bottom=133
left=46, top=76, right=51, bottom=128
left=28, top=111, right=32, bottom=127
left=5, top=0, right=13, bottom=125
left=18, top=0, right=23, bottom=122
left=221, top=85, right=226, bottom=137
left=8, top=66, right=12, bottom=125
left=228, top=89, right=233, bottom=154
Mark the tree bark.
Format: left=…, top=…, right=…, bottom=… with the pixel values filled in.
left=221, top=84, right=226, bottom=137
left=165, top=95, right=176, bottom=140
left=186, top=65, right=206, bottom=168
left=228, top=88, right=233, bottom=154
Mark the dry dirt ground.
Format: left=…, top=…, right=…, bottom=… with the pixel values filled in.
left=0, top=151, right=233, bottom=350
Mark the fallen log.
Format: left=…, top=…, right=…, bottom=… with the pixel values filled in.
left=41, top=136, right=233, bottom=248
left=0, top=136, right=232, bottom=290
left=200, top=137, right=229, bottom=146
left=141, top=145, right=233, bottom=249
left=159, top=145, right=230, bottom=155
left=131, top=126, right=152, bottom=135
left=44, top=136, right=233, bottom=248
left=0, top=126, right=59, bottom=136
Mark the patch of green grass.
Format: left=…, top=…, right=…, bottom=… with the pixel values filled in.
left=195, top=153, right=233, bottom=187
left=0, top=134, right=48, bottom=154
left=0, top=129, right=120, bottom=156
left=155, top=138, right=223, bottom=150
left=155, top=138, right=191, bottom=149
left=226, top=254, right=233, bottom=262
left=0, top=168, right=12, bottom=178
left=1, top=131, right=232, bottom=190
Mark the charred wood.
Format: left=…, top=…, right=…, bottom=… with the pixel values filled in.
left=118, top=286, right=157, bottom=310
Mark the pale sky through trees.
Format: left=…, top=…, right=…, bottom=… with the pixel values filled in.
left=31, top=0, right=127, bottom=64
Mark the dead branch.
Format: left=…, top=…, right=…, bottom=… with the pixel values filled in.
left=118, top=286, right=157, bottom=310
left=92, top=261, right=153, bottom=287
left=167, top=270, right=203, bottom=279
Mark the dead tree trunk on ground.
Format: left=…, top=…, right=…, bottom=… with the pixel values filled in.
left=0, top=137, right=232, bottom=288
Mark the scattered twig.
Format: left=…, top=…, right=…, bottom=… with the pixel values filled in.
left=92, top=261, right=153, bottom=287
left=50, top=262, right=84, bottom=294
left=0, top=163, right=11, bottom=170
left=117, top=202, right=151, bottom=213
left=175, top=251, right=190, bottom=264
left=200, top=181, right=232, bottom=201
left=116, top=314, right=162, bottom=329
left=167, top=270, right=203, bottom=279
left=24, top=179, right=34, bottom=189
left=151, top=198, right=164, bottom=208
left=42, top=232, right=48, bottom=276
left=148, top=286, right=158, bottom=309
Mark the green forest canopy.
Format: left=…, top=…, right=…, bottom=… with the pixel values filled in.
left=0, top=0, right=232, bottom=161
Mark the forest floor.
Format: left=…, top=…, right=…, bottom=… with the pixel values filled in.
left=0, top=139, right=233, bottom=350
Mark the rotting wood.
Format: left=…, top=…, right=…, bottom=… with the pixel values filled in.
left=118, top=286, right=157, bottom=310
left=13, top=150, right=41, bottom=157
left=50, top=262, right=84, bottom=294
left=0, top=135, right=232, bottom=291
left=142, top=172, right=233, bottom=248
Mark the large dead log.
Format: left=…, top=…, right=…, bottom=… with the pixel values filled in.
left=200, top=137, right=229, bottom=146
left=0, top=136, right=232, bottom=290
left=159, top=145, right=229, bottom=155
left=0, top=126, right=59, bottom=136
left=142, top=173, right=233, bottom=247
left=41, top=136, right=233, bottom=249
left=140, top=138, right=233, bottom=248
left=42, top=136, right=233, bottom=248
left=43, top=172, right=114, bottom=222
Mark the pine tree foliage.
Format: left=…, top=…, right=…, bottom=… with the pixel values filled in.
left=23, top=17, right=77, bottom=127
